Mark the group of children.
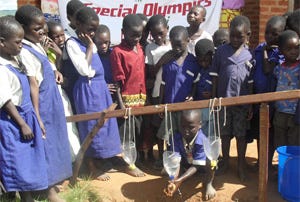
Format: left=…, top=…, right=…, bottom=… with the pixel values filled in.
left=0, top=0, right=299, bottom=200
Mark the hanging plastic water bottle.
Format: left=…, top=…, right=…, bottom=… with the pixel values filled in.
left=163, top=151, right=181, bottom=180
left=123, top=141, right=137, bottom=166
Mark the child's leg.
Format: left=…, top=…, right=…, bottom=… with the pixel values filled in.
left=87, top=157, right=110, bottom=181
left=204, top=163, right=216, bottom=200
left=220, top=135, right=231, bottom=172
left=20, top=191, right=34, bottom=202
left=47, top=186, right=65, bottom=202
left=236, top=136, right=247, bottom=181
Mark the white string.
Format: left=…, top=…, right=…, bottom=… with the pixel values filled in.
left=128, top=108, right=131, bottom=144
left=164, top=104, right=169, bottom=145
left=169, top=111, right=175, bottom=153
left=123, top=108, right=128, bottom=148
left=132, top=109, right=136, bottom=145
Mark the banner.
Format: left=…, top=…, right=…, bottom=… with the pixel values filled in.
left=0, top=0, right=17, bottom=16
left=47, top=0, right=222, bottom=45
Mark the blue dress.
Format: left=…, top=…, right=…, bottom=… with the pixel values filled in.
left=68, top=37, right=121, bottom=159
left=23, top=44, right=72, bottom=186
left=0, top=64, right=48, bottom=191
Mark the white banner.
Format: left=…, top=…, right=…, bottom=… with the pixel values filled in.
left=54, top=0, right=222, bottom=45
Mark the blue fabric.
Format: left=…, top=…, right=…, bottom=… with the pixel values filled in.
left=162, top=53, right=199, bottom=103
left=170, top=129, right=207, bottom=164
left=23, top=44, right=72, bottom=186
left=69, top=37, right=121, bottom=159
left=0, top=64, right=48, bottom=191
left=99, top=49, right=113, bottom=84
left=195, top=67, right=212, bottom=100
left=210, top=44, right=254, bottom=98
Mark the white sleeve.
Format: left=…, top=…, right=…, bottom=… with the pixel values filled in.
left=0, top=67, right=13, bottom=108
left=145, top=45, right=154, bottom=65
left=66, top=39, right=96, bottom=77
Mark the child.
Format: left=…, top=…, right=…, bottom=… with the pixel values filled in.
left=47, top=20, right=81, bottom=161
left=286, top=9, right=300, bottom=36
left=164, top=110, right=216, bottom=201
left=137, top=13, right=150, bottom=51
left=15, top=5, right=72, bottom=201
left=271, top=30, right=300, bottom=147
left=0, top=16, right=48, bottom=202
left=93, top=24, right=117, bottom=99
left=110, top=14, right=146, bottom=177
left=186, top=5, right=213, bottom=56
left=66, top=0, right=85, bottom=37
left=213, top=28, right=229, bottom=48
left=248, top=16, right=286, bottom=168
left=63, top=7, right=122, bottom=181
left=210, top=15, right=254, bottom=182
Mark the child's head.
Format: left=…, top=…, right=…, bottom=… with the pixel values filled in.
left=66, top=0, right=85, bottom=30
left=137, top=13, right=149, bottom=45
left=187, top=5, right=206, bottom=27
left=15, top=5, right=46, bottom=44
left=75, top=7, right=99, bottom=39
left=0, top=15, right=24, bottom=59
left=169, top=26, right=189, bottom=55
left=179, top=109, right=202, bottom=140
left=94, top=24, right=111, bottom=55
left=195, top=39, right=214, bottom=69
left=229, top=15, right=251, bottom=49
left=47, top=21, right=65, bottom=49
left=278, top=30, right=299, bottom=63
left=213, top=28, right=229, bottom=48
left=122, top=14, right=144, bottom=48
left=286, top=9, right=300, bottom=36
left=264, top=16, right=286, bottom=47
left=147, top=14, right=168, bottom=46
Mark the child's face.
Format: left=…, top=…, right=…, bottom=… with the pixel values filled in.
left=24, top=16, right=46, bottom=43
left=280, top=37, right=300, bottom=63
left=213, top=32, right=229, bottom=48
left=179, top=114, right=201, bottom=140
left=230, top=25, right=249, bottom=49
left=150, top=24, right=168, bottom=46
left=170, top=34, right=189, bottom=55
left=196, top=53, right=212, bottom=69
left=94, top=32, right=110, bottom=55
left=76, top=19, right=99, bottom=39
left=49, top=26, right=65, bottom=49
left=122, top=25, right=143, bottom=47
left=0, top=28, right=24, bottom=58
left=187, top=7, right=205, bottom=26
left=265, top=23, right=284, bottom=46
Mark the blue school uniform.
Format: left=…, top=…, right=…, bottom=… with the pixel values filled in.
left=162, top=53, right=199, bottom=103
left=170, top=129, right=207, bottom=166
left=23, top=44, right=72, bottom=186
left=99, top=49, right=113, bottom=84
left=195, top=67, right=212, bottom=101
left=68, top=37, right=121, bottom=159
left=0, top=64, right=48, bottom=191
left=210, top=44, right=254, bottom=98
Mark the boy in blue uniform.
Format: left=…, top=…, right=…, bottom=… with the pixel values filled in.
left=210, top=16, right=254, bottom=181
left=164, top=110, right=216, bottom=201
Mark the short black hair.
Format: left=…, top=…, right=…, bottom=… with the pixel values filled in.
left=67, top=0, right=85, bottom=17
left=47, top=21, right=63, bottom=35
left=169, top=25, right=188, bottom=40
left=181, top=109, right=202, bottom=122
left=286, top=9, right=300, bottom=35
left=191, top=5, right=207, bottom=17
left=15, top=4, right=44, bottom=26
left=230, top=15, right=251, bottom=33
left=147, top=14, right=168, bottom=31
left=195, top=39, right=215, bottom=57
left=96, top=24, right=110, bottom=35
left=122, top=14, right=143, bottom=30
left=0, top=15, right=23, bottom=39
left=136, top=13, right=148, bottom=23
left=75, top=6, right=99, bottom=24
left=278, top=30, right=299, bottom=49
left=266, top=16, right=286, bottom=30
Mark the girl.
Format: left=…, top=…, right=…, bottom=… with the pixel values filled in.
left=63, top=7, right=122, bottom=181
left=0, top=16, right=48, bottom=202
left=15, top=5, right=72, bottom=201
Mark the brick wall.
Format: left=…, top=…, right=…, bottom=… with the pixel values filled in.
left=17, top=0, right=41, bottom=8
left=244, top=0, right=260, bottom=49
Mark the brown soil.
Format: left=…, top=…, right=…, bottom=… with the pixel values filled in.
left=88, top=140, right=285, bottom=202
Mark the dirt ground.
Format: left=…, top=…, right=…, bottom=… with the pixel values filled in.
left=89, top=139, right=285, bottom=202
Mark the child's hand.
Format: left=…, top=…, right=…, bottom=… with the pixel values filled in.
left=78, top=33, right=94, bottom=47
left=185, top=96, right=193, bottom=102
left=164, top=180, right=181, bottom=197
left=202, top=91, right=212, bottom=99
left=247, top=105, right=253, bottom=120
left=107, top=83, right=117, bottom=94
left=38, top=120, right=46, bottom=139
left=20, top=123, right=34, bottom=140
left=48, top=38, right=62, bottom=57
left=54, top=70, right=64, bottom=84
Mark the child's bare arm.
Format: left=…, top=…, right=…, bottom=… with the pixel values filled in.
left=115, top=81, right=125, bottom=109
left=159, top=83, right=165, bottom=105
left=2, top=100, right=34, bottom=140
left=262, top=46, right=278, bottom=74
left=28, top=76, right=46, bottom=137
left=78, top=33, right=94, bottom=67
left=211, top=76, right=218, bottom=98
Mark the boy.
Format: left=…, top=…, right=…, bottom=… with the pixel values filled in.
left=213, top=28, right=229, bottom=48
left=164, top=110, right=216, bottom=201
left=110, top=14, right=146, bottom=177
left=66, top=0, right=85, bottom=37
left=210, top=15, right=254, bottom=182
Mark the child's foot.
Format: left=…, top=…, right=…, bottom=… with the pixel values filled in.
left=205, top=183, right=216, bottom=201
left=238, top=164, right=247, bottom=182
left=91, top=169, right=110, bottom=181
left=125, top=165, right=146, bottom=177
left=48, top=187, right=65, bottom=202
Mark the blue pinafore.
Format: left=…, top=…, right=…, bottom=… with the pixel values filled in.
left=67, top=37, right=121, bottom=158
left=0, top=64, right=48, bottom=191
left=23, top=44, right=72, bottom=186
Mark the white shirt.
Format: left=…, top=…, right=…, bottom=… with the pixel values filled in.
left=63, top=38, right=96, bottom=77
left=20, top=39, right=56, bottom=86
left=145, top=42, right=172, bottom=98
left=0, top=57, right=23, bottom=108
left=187, top=30, right=213, bottom=56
